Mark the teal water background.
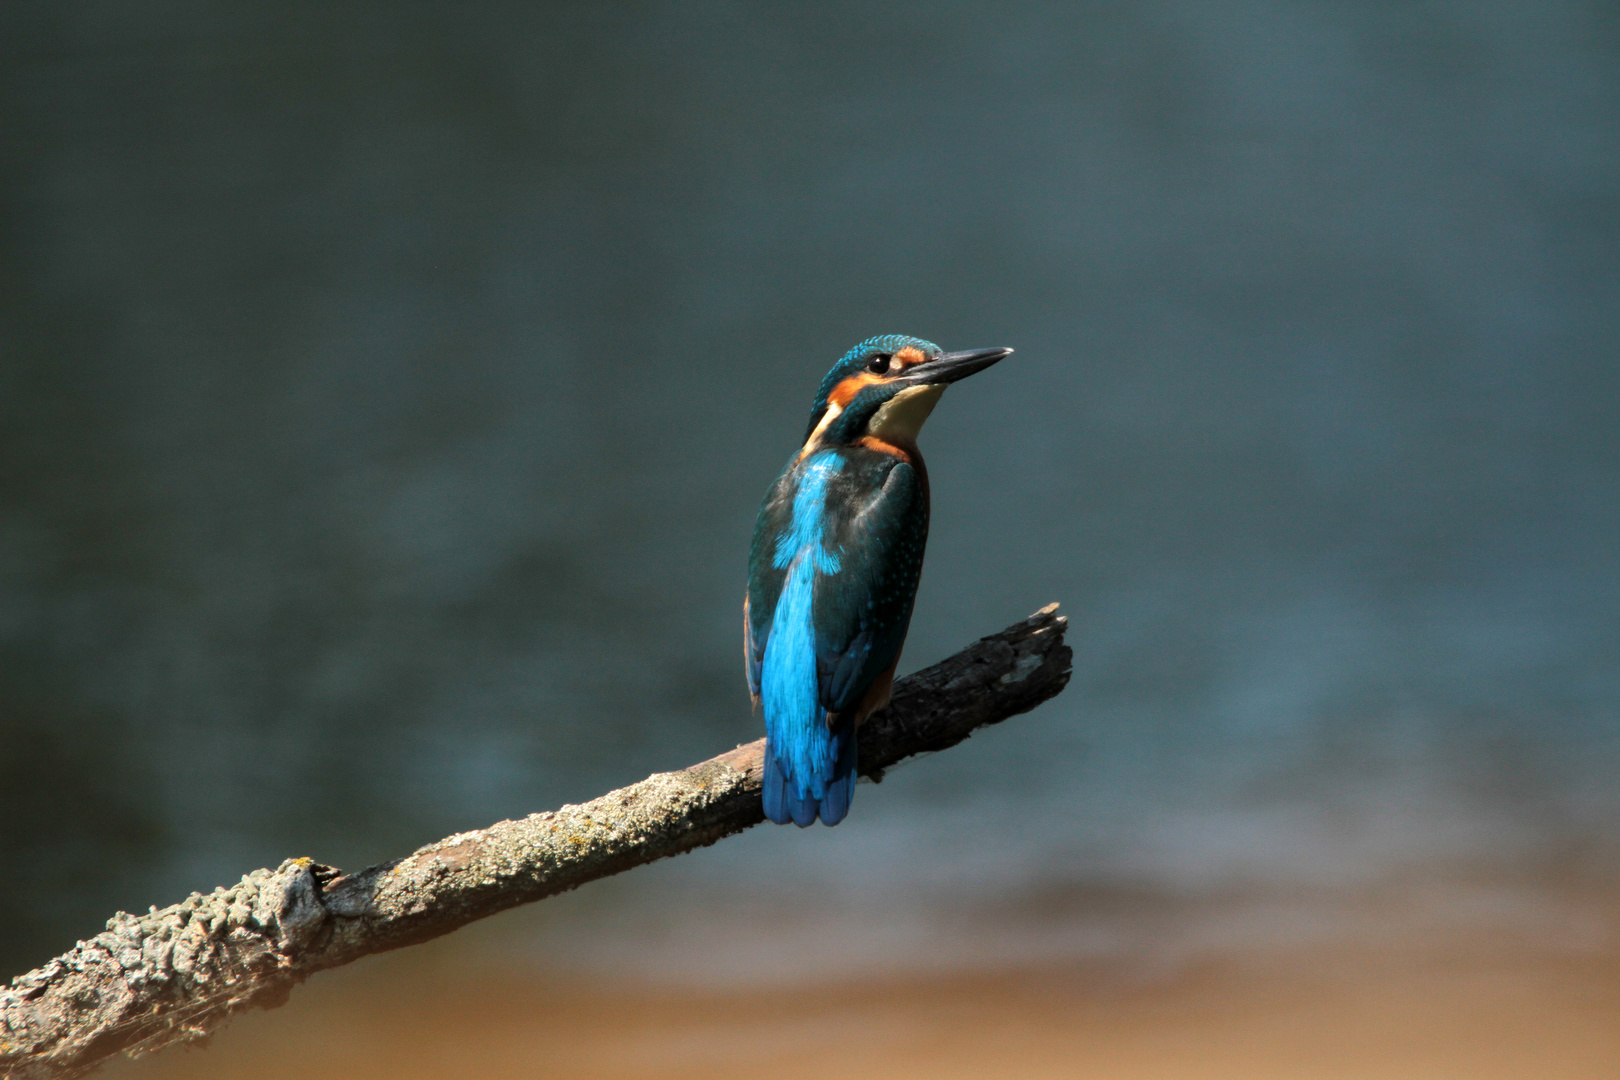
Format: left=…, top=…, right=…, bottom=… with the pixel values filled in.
left=2, top=2, right=1616, bottom=978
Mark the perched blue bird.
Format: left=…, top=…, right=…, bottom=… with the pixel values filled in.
left=746, top=335, right=1012, bottom=827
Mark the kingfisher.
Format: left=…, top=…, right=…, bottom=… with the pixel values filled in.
left=745, top=334, right=1012, bottom=827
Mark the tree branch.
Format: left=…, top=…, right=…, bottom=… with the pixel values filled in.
left=1, top=605, right=1071, bottom=1080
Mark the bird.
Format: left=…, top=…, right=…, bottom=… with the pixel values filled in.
left=745, top=334, right=1011, bottom=827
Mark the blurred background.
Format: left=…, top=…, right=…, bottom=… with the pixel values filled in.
left=3, top=2, right=1618, bottom=1076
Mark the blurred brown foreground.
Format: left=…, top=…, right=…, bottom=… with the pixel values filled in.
left=108, top=883, right=1619, bottom=1080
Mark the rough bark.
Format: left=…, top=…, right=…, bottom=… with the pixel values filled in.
left=1, top=605, right=1071, bottom=1080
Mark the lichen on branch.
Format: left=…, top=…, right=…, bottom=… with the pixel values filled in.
left=2, top=605, right=1071, bottom=1080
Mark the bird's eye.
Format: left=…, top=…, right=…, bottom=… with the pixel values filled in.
left=867, top=353, right=893, bottom=374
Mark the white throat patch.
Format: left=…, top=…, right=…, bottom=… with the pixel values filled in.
left=866, top=383, right=946, bottom=443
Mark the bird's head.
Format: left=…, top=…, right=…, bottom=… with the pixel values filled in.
left=800, top=334, right=1012, bottom=457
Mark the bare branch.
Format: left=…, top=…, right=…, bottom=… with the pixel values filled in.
left=1, top=606, right=1071, bottom=1080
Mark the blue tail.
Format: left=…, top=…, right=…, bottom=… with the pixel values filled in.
left=763, top=724, right=857, bottom=827
left=817, top=722, right=858, bottom=825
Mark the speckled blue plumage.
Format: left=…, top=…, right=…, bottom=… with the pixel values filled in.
left=757, top=453, right=846, bottom=825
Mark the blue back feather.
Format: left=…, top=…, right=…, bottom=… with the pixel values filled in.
left=760, top=453, right=852, bottom=826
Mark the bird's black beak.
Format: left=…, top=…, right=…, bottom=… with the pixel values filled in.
left=902, top=347, right=1013, bottom=386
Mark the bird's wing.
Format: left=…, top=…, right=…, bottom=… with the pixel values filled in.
left=813, top=459, right=925, bottom=715
left=746, top=452, right=925, bottom=716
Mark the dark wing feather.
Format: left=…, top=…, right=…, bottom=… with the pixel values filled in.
left=813, top=458, right=927, bottom=715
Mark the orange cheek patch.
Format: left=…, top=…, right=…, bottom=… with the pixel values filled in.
left=828, top=372, right=882, bottom=408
